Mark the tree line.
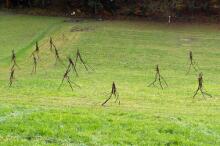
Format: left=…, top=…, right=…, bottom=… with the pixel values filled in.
left=1, top=0, right=220, bottom=17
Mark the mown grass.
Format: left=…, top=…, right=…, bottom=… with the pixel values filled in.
left=0, top=12, right=219, bottom=145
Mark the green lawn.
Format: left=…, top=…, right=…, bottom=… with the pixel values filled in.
left=0, top=12, right=219, bottom=145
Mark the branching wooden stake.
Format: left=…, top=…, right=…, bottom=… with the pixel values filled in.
left=75, top=49, right=94, bottom=71
left=49, top=37, right=54, bottom=52
left=31, top=41, right=40, bottom=59
left=102, top=82, right=120, bottom=106
left=11, top=49, right=19, bottom=69
left=9, top=68, right=15, bottom=87
left=186, top=51, right=199, bottom=74
left=193, top=73, right=212, bottom=98
left=67, top=57, right=78, bottom=77
left=59, top=68, right=80, bottom=91
left=148, top=65, right=168, bottom=89
left=31, top=54, right=38, bottom=74
left=54, top=46, right=64, bottom=66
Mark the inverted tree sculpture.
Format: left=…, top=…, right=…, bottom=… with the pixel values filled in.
left=9, top=68, right=15, bottom=87
left=11, top=49, right=19, bottom=69
left=186, top=51, right=199, bottom=74
left=49, top=37, right=54, bottom=52
left=193, top=73, right=212, bottom=98
left=75, top=49, right=93, bottom=71
left=54, top=45, right=64, bottom=66
left=9, top=49, right=19, bottom=87
left=31, top=54, right=38, bottom=74
left=67, top=57, right=78, bottom=77
left=102, top=82, right=120, bottom=106
left=148, top=65, right=168, bottom=89
left=59, top=68, right=80, bottom=91
left=32, top=41, right=40, bottom=59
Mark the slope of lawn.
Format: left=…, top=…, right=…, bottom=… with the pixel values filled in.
left=0, top=12, right=219, bottom=145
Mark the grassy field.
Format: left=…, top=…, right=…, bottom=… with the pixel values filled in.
left=0, top=12, right=219, bottom=145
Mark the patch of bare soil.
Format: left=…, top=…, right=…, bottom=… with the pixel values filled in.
left=70, top=26, right=94, bottom=32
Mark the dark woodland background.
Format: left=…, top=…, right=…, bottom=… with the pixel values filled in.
left=1, top=0, right=220, bottom=21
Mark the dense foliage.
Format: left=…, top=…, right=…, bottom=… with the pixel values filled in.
left=1, top=0, right=220, bottom=17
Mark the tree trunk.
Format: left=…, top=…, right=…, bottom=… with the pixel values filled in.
left=6, top=0, right=11, bottom=8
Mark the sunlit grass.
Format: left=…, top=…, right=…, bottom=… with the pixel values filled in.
left=0, top=12, right=219, bottom=145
